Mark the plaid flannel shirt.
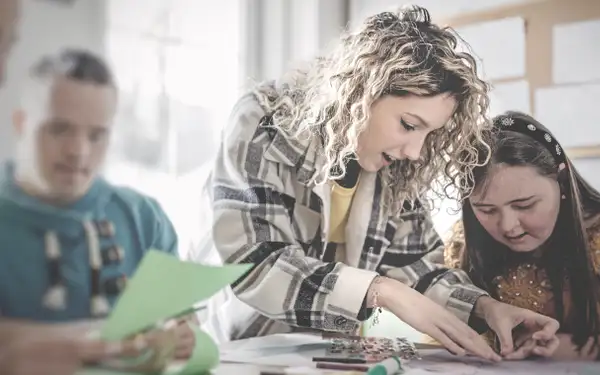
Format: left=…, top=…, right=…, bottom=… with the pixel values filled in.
left=209, top=90, right=488, bottom=340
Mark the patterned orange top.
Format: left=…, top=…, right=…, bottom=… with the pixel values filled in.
left=443, top=217, right=600, bottom=327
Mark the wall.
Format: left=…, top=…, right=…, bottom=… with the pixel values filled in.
left=0, top=0, right=105, bottom=161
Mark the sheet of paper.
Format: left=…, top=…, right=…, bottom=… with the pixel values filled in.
left=553, top=19, right=600, bottom=84
left=220, top=348, right=322, bottom=369
left=409, top=349, right=598, bottom=374
left=534, top=83, right=600, bottom=149
left=363, top=309, right=423, bottom=342
left=218, top=333, right=330, bottom=368
left=489, top=80, right=531, bottom=116
left=220, top=333, right=328, bottom=353
left=456, top=17, right=526, bottom=81
left=101, top=250, right=251, bottom=340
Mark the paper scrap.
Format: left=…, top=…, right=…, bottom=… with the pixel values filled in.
left=363, top=309, right=422, bottom=342
left=553, top=19, right=600, bottom=85
left=101, top=250, right=251, bottom=340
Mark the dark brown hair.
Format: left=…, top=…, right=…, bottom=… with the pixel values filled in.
left=31, top=48, right=115, bottom=87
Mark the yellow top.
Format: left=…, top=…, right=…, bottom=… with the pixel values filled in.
left=328, top=179, right=359, bottom=246
left=328, top=176, right=362, bottom=336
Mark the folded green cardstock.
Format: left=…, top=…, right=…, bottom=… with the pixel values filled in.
left=78, top=250, right=250, bottom=375
left=101, top=250, right=250, bottom=340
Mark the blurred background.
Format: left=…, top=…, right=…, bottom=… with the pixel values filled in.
left=1, top=0, right=598, bottom=339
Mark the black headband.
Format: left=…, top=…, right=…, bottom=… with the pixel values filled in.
left=493, top=115, right=567, bottom=168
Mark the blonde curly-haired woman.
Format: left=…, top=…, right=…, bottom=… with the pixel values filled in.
left=208, top=6, right=559, bottom=361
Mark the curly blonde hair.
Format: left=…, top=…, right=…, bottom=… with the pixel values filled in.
left=253, top=5, right=491, bottom=209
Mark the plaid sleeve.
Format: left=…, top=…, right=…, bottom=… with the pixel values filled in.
left=210, top=94, right=378, bottom=332
left=378, top=205, right=488, bottom=324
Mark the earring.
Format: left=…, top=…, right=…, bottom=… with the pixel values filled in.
left=561, top=194, right=566, bottom=200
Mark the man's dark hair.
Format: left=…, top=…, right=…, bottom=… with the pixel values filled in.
left=31, top=48, right=115, bottom=86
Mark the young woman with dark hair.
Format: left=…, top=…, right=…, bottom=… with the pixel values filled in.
left=443, top=110, right=600, bottom=360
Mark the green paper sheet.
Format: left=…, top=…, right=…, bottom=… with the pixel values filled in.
left=101, top=250, right=251, bottom=340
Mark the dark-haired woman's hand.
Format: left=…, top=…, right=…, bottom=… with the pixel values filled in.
left=375, top=277, right=502, bottom=362
left=474, top=297, right=560, bottom=357
left=503, top=332, right=560, bottom=360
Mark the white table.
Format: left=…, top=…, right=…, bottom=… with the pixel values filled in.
left=210, top=334, right=600, bottom=375
left=213, top=334, right=327, bottom=374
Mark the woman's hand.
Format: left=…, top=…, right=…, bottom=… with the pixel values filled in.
left=474, top=297, right=560, bottom=357
left=503, top=332, right=560, bottom=360
left=506, top=332, right=599, bottom=361
left=373, top=277, right=501, bottom=362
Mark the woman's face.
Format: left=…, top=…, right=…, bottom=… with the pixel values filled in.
left=469, top=165, right=561, bottom=252
left=355, top=93, right=456, bottom=172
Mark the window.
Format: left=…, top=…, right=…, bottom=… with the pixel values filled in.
left=104, top=0, right=242, bottom=256
left=105, top=0, right=241, bottom=174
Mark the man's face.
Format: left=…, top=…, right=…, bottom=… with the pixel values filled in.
left=0, top=0, right=20, bottom=85
left=17, top=76, right=117, bottom=202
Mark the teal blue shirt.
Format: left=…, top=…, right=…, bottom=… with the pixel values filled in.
left=0, top=162, right=178, bottom=321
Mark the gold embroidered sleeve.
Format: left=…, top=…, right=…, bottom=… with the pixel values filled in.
left=443, top=220, right=465, bottom=269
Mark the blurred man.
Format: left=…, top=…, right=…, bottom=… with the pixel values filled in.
left=0, top=48, right=189, bottom=375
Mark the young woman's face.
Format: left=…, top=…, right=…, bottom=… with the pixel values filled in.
left=355, top=93, right=456, bottom=172
left=469, top=165, right=561, bottom=252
